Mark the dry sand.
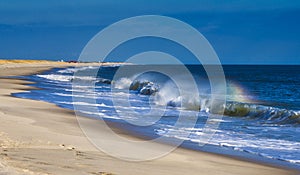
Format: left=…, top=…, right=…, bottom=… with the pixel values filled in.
left=0, top=61, right=298, bottom=175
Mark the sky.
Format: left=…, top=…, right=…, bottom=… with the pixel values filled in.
left=0, top=0, right=300, bottom=64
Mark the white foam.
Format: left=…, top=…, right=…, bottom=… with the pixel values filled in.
left=37, top=74, right=97, bottom=82
left=58, top=66, right=98, bottom=73
left=37, top=74, right=73, bottom=82
left=155, top=126, right=300, bottom=164
left=114, top=77, right=133, bottom=89
left=58, top=101, right=109, bottom=107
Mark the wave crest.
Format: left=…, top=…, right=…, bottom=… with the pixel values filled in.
left=223, top=102, right=300, bottom=124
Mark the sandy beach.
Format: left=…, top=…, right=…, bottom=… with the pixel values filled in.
left=0, top=61, right=298, bottom=175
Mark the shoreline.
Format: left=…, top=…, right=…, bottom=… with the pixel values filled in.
left=0, top=62, right=298, bottom=174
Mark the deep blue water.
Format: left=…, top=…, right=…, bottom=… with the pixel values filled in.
left=12, top=65, right=300, bottom=168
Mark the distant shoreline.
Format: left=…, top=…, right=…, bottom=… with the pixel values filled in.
left=1, top=59, right=300, bottom=66
left=0, top=59, right=125, bottom=65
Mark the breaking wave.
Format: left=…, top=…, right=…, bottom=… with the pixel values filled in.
left=113, top=76, right=300, bottom=125
left=224, top=102, right=300, bottom=125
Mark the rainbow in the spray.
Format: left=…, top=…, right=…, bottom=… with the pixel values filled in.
left=226, top=81, right=254, bottom=103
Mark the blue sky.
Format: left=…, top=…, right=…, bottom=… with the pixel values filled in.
left=0, top=0, right=300, bottom=64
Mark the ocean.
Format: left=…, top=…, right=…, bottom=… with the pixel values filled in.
left=13, top=65, right=300, bottom=167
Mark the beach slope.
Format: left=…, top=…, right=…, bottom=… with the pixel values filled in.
left=0, top=61, right=298, bottom=175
